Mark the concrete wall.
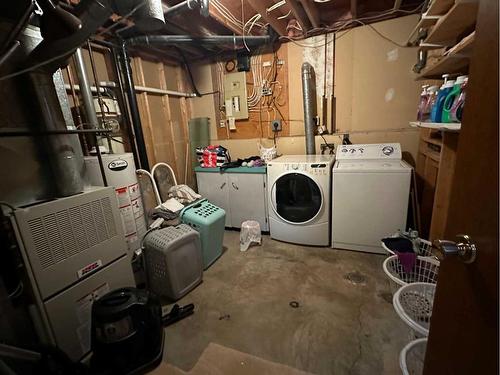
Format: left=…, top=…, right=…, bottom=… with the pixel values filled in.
left=190, top=15, right=421, bottom=162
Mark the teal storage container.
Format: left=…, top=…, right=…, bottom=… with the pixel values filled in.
left=180, top=199, right=225, bottom=269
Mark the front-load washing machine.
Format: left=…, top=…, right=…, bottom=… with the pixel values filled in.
left=267, top=155, right=334, bottom=246
left=332, top=143, right=412, bottom=253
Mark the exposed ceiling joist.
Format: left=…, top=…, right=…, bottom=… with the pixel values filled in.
left=247, top=0, right=288, bottom=36
left=350, top=0, right=358, bottom=19
left=287, top=0, right=312, bottom=31
left=208, top=6, right=244, bottom=35
left=299, top=0, right=320, bottom=29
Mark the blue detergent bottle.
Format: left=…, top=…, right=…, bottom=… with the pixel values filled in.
left=430, top=79, right=455, bottom=122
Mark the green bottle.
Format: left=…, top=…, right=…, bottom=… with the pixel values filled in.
left=442, top=76, right=467, bottom=123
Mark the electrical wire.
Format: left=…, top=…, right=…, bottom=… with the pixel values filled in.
left=278, top=10, right=292, bottom=20
left=241, top=0, right=250, bottom=52
left=279, top=3, right=424, bottom=48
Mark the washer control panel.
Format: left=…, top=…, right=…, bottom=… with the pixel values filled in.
left=336, top=143, right=402, bottom=160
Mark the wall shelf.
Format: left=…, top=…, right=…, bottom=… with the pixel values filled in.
left=406, top=15, right=441, bottom=45
left=425, top=0, right=455, bottom=16
left=417, top=32, right=475, bottom=79
left=410, top=121, right=461, bottom=132
left=424, top=0, right=479, bottom=46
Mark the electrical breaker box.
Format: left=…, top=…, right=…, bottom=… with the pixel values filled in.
left=224, top=71, right=248, bottom=120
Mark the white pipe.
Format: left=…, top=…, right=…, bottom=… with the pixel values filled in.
left=134, top=85, right=197, bottom=97
left=64, top=82, right=196, bottom=97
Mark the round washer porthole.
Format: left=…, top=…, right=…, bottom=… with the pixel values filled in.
left=272, top=173, right=323, bottom=224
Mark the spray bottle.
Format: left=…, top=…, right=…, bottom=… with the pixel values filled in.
left=417, top=85, right=429, bottom=121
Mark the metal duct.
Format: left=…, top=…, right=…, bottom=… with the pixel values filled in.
left=301, top=62, right=317, bottom=155
left=73, top=48, right=100, bottom=131
left=29, top=70, right=85, bottom=196
left=125, top=35, right=271, bottom=47
left=129, top=0, right=165, bottom=32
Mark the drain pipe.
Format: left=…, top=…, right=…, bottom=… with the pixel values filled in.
left=302, top=62, right=317, bottom=155
left=118, top=41, right=150, bottom=170
left=125, top=34, right=271, bottom=48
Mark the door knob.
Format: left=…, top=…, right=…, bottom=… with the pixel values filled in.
left=432, top=234, right=477, bottom=263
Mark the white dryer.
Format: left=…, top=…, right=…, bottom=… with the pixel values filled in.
left=332, top=143, right=412, bottom=253
left=267, top=155, right=334, bottom=246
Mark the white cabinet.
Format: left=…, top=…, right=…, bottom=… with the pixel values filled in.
left=195, top=167, right=269, bottom=231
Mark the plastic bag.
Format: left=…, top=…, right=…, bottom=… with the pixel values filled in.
left=258, top=143, right=277, bottom=163
left=240, top=220, right=262, bottom=251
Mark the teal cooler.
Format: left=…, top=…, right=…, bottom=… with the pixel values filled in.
left=180, top=199, right=225, bottom=269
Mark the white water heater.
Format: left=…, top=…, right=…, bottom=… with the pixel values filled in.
left=84, top=153, right=147, bottom=253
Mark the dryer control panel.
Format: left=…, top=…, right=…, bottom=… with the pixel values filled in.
left=284, top=163, right=328, bottom=175
left=336, top=143, right=402, bottom=160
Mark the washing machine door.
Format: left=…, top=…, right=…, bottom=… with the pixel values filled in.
left=271, top=172, right=323, bottom=224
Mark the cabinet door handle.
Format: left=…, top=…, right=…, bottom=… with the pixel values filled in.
left=231, top=182, right=239, bottom=190
left=220, top=182, right=226, bottom=189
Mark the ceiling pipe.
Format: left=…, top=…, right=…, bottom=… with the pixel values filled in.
left=126, top=34, right=271, bottom=48
left=163, top=0, right=209, bottom=18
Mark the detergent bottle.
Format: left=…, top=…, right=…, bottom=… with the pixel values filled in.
left=424, top=85, right=439, bottom=121
left=417, top=85, right=429, bottom=121
left=430, top=78, right=455, bottom=123
left=449, top=76, right=468, bottom=122
left=442, top=75, right=467, bottom=123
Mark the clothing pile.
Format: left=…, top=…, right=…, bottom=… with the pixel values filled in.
left=220, top=156, right=265, bottom=171
left=150, top=186, right=201, bottom=226
left=196, top=145, right=230, bottom=168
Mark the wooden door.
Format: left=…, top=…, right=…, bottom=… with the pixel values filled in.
left=424, top=0, right=498, bottom=373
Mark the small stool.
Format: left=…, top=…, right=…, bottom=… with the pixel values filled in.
left=240, top=221, right=261, bottom=251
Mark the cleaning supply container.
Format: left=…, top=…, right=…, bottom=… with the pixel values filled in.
left=393, top=282, right=436, bottom=338
left=442, top=75, right=467, bottom=123
left=383, top=255, right=439, bottom=294
left=399, top=338, right=427, bottom=375
left=180, top=199, right=225, bottom=269
left=449, top=76, right=468, bottom=122
left=143, top=224, right=203, bottom=300
left=430, top=79, right=455, bottom=122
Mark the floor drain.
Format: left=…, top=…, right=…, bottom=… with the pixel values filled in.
left=344, top=271, right=367, bottom=285
left=218, top=314, right=231, bottom=320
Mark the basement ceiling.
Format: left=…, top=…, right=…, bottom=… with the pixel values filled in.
left=98, top=0, right=426, bottom=61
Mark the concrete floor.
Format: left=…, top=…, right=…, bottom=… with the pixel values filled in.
left=163, top=230, right=409, bottom=375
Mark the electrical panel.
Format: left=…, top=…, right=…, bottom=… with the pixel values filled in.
left=224, top=71, right=248, bottom=120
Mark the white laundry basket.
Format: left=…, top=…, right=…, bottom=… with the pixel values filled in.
left=383, top=255, right=439, bottom=294
left=393, top=282, right=436, bottom=338
left=400, top=338, right=427, bottom=375
left=381, top=238, right=433, bottom=258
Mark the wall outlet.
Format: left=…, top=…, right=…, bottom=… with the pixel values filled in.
left=262, top=87, right=272, bottom=96
left=271, top=119, right=282, bottom=132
